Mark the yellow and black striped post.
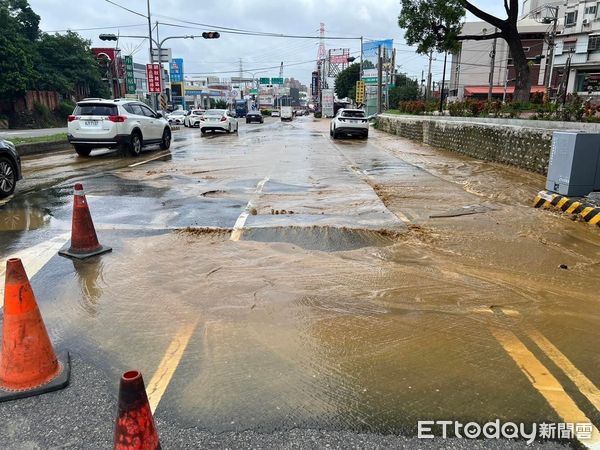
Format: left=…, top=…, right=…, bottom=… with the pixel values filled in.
left=533, top=191, right=600, bottom=227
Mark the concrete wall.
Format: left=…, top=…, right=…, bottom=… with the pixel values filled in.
left=376, top=114, right=563, bottom=174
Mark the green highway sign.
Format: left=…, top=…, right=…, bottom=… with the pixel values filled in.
left=249, top=88, right=258, bottom=94
left=271, top=77, right=283, bottom=85
left=259, top=77, right=270, bottom=84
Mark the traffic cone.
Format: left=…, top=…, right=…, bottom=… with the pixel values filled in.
left=114, top=370, right=161, bottom=450
left=0, top=258, right=70, bottom=402
left=59, top=183, right=112, bottom=259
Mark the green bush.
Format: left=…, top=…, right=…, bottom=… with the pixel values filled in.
left=260, top=109, right=272, bottom=116
left=57, top=100, right=76, bottom=119
left=314, top=111, right=322, bottom=118
left=33, top=102, right=51, bottom=122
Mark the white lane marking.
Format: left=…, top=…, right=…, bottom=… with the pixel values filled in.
left=128, top=151, right=171, bottom=168
left=0, top=233, right=70, bottom=305
left=230, top=176, right=269, bottom=241
left=146, top=319, right=198, bottom=413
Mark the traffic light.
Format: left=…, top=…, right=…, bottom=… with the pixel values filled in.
left=99, top=34, right=118, bottom=41
left=202, top=32, right=220, bottom=39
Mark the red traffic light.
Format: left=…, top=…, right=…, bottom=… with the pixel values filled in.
left=202, top=31, right=220, bottom=39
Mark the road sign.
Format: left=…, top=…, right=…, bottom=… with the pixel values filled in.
left=355, top=80, right=365, bottom=104
left=146, top=64, right=162, bottom=93
left=151, top=48, right=172, bottom=64
left=271, top=77, right=283, bottom=85
left=124, top=56, right=136, bottom=94
left=170, top=58, right=184, bottom=83
left=322, top=89, right=334, bottom=117
left=259, top=77, right=270, bottom=85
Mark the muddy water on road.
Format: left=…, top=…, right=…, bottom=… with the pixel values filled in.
left=2, top=119, right=600, bottom=438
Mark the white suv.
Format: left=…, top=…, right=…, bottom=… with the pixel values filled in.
left=67, top=99, right=171, bottom=157
left=330, top=108, right=369, bottom=139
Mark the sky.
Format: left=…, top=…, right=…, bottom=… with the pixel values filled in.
left=28, top=0, right=509, bottom=87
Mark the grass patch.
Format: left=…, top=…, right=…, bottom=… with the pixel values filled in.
left=8, top=133, right=68, bottom=145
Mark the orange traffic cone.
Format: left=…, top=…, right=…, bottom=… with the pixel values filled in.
left=59, top=183, right=111, bottom=259
left=0, top=258, right=70, bottom=402
left=114, top=370, right=161, bottom=450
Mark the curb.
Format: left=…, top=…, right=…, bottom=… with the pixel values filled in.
left=533, top=190, right=600, bottom=227
left=15, top=140, right=70, bottom=156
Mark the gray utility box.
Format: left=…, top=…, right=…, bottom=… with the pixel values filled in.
left=546, top=132, right=600, bottom=197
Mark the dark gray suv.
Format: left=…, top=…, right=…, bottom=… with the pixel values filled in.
left=0, top=139, right=23, bottom=199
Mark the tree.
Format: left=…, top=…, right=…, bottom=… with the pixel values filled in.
left=211, top=99, right=228, bottom=109
left=389, top=74, right=420, bottom=108
left=334, top=63, right=360, bottom=100
left=0, top=0, right=39, bottom=100
left=398, top=0, right=531, bottom=101
left=35, top=31, right=108, bottom=98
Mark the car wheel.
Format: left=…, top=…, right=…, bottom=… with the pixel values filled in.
left=330, top=127, right=333, bottom=137
left=246, top=119, right=250, bottom=124
left=332, top=128, right=338, bottom=139
left=74, top=145, right=92, bottom=157
left=160, top=128, right=171, bottom=149
left=227, top=124, right=231, bottom=134
left=235, top=123, right=239, bottom=133
left=0, top=156, right=16, bottom=199
left=128, top=131, right=143, bottom=156
left=363, top=132, right=369, bottom=139
left=201, top=129, right=206, bottom=135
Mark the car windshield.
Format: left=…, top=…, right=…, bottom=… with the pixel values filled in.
left=206, top=110, right=225, bottom=116
left=191, top=110, right=204, bottom=115
left=74, top=104, right=117, bottom=116
left=170, top=110, right=186, bottom=116
left=341, top=110, right=365, bottom=118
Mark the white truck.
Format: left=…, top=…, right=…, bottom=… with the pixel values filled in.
left=280, top=106, right=293, bottom=121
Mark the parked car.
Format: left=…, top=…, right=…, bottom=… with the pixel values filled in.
left=246, top=111, right=264, bottom=124
left=167, top=110, right=186, bottom=125
left=0, top=139, right=22, bottom=199
left=67, top=99, right=171, bottom=157
left=184, top=109, right=205, bottom=128
left=330, top=108, right=369, bottom=139
left=200, top=109, right=239, bottom=135
left=271, top=110, right=280, bottom=117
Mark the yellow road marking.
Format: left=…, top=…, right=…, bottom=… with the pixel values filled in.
left=589, top=214, right=600, bottom=225
left=527, top=329, right=600, bottom=413
left=567, top=202, right=582, bottom=214
left=581, top=207, right=596, bottom=219
left=492, top=328, right=600, bottom=448
left=146, top=320, right=198, bottom=413
left=556, top=197, right=569, bottom=209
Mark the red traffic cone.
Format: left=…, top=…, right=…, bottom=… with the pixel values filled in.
left=59, top=183, right=111, bottom=259
left=114, top=370, right=161, bottom=450
left=0, top=258, right=70, bottom=402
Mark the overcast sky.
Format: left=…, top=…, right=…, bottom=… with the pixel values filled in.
left=29, top=0, right=507, bottom=86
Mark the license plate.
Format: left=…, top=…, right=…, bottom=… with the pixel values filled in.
left=83, top=120, right=100, bottom=127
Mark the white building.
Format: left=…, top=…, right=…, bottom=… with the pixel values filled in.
left=553, top=0, right=600, bottom=97
left=449, top=19, right=553, bottom=99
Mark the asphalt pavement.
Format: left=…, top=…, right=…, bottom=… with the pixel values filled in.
left=0, top=116, right=597, bottom=448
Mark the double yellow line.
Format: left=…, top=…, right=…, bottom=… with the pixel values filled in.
left=491, top=309, right=600, bottom=448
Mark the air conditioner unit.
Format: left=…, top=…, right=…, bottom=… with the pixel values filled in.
left=583, top=18, right=591, bottom=25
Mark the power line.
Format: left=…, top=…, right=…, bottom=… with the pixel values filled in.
left=103, top=0, right=147, bottom=19
left=42, top=23, right=147, bottom=33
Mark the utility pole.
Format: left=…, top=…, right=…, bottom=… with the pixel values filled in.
left=488, top=28, right=498, bottom=101
left=562, top=52, right=573, bottom=107
left=426, top=52, right=433, bottom=100
left=439, top=51, right=448, bottom=114
left=544, top=6, right=559, bottom=90
left=390, top=48, right=397, bottom=86
left=377, top=45, right=383, bottom=114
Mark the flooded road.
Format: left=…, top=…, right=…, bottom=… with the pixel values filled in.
left=0, top=116, right=598, bottom=447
